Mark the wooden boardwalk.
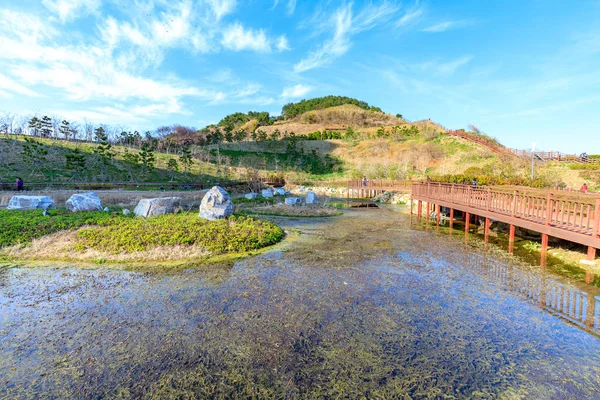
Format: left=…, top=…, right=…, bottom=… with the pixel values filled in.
left=411, top=183, right=600, bottom=261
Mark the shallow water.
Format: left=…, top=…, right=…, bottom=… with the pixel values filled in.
left=1, top=207, right=600, bottom=399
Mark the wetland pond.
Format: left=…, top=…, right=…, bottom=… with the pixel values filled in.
left=1, top=207, right=600, bottom=398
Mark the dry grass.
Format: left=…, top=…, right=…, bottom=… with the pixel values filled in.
left=6, top=229, right=210, bottom=262
left=242, top=204, right=341, bottom=217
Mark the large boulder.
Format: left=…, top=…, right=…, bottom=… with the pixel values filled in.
left=7, top=196, right=55, bottom=210
left=66, top=192, right=102, bottom=212
left=199, top=186, right=234, bottom=220
left=305, top=191, right=318, bottom=205
left=134, top=197, right=181, bottom=217
left=261, top=188, right=274, bottom=198
left=275, top=188, right=286, bottom=196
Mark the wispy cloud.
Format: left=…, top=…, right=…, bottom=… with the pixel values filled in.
left=206, top=0, right=237, bottom=21
left=295, top=1, right=400, bottom=73
left=281, top=84, right=311, bottom=98
left=221, top=23, right=271, bottom=52
left=419, top=56, right=473, bottom=77
left=42, top=0, right=100, bottom=22
left=272, top=0, right=297, bottom=15
left=422, top=20, right=472, bottom=33
left=396, top=4, right=424, bottom=28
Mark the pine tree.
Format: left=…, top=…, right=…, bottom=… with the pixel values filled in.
left=40, top=115, right=53, bottom=138
left=93, top=127, right=114, bottom=160
left=28, top=117, right=41, bottom=137
left=22, top=137, right=48, bottom=177
left=65, top=148, right=86, bottom=180
left=180, top=145, right=193, bottom=176
left=60, top=120, right=71, bottom=141
left=139, top=142, right=155, bottom=175
left=167, top=158, right=179, bottom=181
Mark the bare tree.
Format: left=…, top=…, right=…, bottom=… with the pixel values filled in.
left=84, top=119, right=94, bottom=142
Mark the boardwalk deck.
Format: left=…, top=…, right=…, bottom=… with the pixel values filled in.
left=411, top=183, right=600, bottom=260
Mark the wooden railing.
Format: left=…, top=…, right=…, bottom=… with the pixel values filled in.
left=508, top=149, right=593, bottom=164
left=412, top=183, right=600, bottom=246
left=347, top=179, right=413, bottom=189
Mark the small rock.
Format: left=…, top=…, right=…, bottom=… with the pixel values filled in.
left=306, top=191, right=318, bottom=205
left=245, top=193, right=258, bottom=200
left=275, top=188, right=286, bottom=196
left=277, top=202, right=283, bottom=206
left=199, top=186, right=234, bottom=220
left=7, top=195, right=55, bottom=210
left=285, top=190, right=291, bottom=195
left=122, top=209, right=131, bottom=215
left=285, top=197, right=302, bottom=205
left=300, top=186, right=306, bottom=191
left=103, top=207, right=110, bottom=212
left=261, top=188, right=274, bottom=198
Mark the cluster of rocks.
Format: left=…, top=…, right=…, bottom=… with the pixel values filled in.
left=245, top=187, right=318, bottom=206
left=5, top=186, right=237, bottom=221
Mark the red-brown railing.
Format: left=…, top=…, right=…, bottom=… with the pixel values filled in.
left=347, top=179, right=413, bottom=189
left=412, top=183, right=600, bottom=239
left=508, top=149, right=592, bottom=164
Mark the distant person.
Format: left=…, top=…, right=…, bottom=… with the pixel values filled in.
left=362, top=176, right=368, bottom=187
left=581, top=152, right=588, bottom=163
left=16, top=177, right=23, bottom=191
left=471, top=178, right=478, bottom=187
left=580, top=183, right=589, bottom=193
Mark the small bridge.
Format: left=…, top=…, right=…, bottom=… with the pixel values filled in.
left=346, top=180, right=413, bottom=199
left=411, top=183, right=600, bottom=262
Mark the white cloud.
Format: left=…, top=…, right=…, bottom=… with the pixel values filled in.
left=422, top=20, right=471, bottom=33
left=0, top=73, right=41, bottom=97
left=420, top=56, right=473, bottom=76
left=294, top=2, right=400, bottom=73
left=287, top=0, right=297, bottom=15
left=281, top=84, right=311, bottom=98
left=221, top=23, right=271, bottom=52
left=276, top=36, right=290, bottom=51
left=207, top=0, right=237, bottom=21
left=42, top=0, right=100, bottom=22
left=396, top=6, right=424, bottom=28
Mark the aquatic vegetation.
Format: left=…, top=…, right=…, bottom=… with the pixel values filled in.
left=75, top=213, right=283, bottom=254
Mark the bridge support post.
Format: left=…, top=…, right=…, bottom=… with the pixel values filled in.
left=465, top=212, right=470, bottom=233
left=484, top=218, right=490, bottom=243
left=541, top=233, right=549, bottom=253
left=588, top=246, right=597, bottom=261
left=449, top=208, right=454, bottom=230
left=508, top=224, right=515, bottom=254
left=417, top=201, right=422, bottom=219
left=436, top=204, right=441, bottom=226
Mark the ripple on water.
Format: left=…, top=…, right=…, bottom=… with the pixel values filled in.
left=1, top=208, right=599, bottom=399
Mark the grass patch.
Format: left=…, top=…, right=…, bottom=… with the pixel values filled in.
left=75, top=213, right=283, bottom=254
left=0, top=208, right=130, bottom=247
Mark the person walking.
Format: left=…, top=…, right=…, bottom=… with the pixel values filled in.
left=16, top=177, right=23, bottom=191
left=362, top=176, right=368, bottom=187
left=580, top=183, right=589, bottom=193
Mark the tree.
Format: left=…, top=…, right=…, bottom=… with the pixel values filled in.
left=28, top=117, right=41, bottom=137
left=139, top=142, right=155, bottom=174
left=40, top=115, right=53, bottom=138
left=167, top=158, right=179, bottom=181
left=65, top=148, right=86, bottom=180
left=94, top=126, right=114, bottom=160
left=180, top=145, right=193, bottom=176
left=22, top=137, right=48, bottom=177
left=60, top=120, right=71, bottom=141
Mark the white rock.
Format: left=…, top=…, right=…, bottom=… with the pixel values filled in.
left=285, top=197, right=302, bottom=205
left=66, top=192, right=102, bottom=212
left=306, top=191, right=318, bottom=205
left=199, top=186, right=234, bottom=220
left=245, top=193, right=258, bottom=200
left=122, top=209, right=131, bottom=215
left=134, top=197, right=181, bottom=217
left=300, top=186, right=306, bottom=191
left=7, top=196, right=55, bottom=210
left=103, top=207, right=110, bottom=212
left=275, top=188, right=286, bottom=196
left=261, top=188, right=274, bottom=198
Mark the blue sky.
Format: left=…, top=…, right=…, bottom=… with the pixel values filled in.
left=1, top=0, right=599, bottom=152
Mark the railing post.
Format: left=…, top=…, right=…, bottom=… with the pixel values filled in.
left=486, top=187, right=491, bottom=211
left=545, top=193, right=553, bottom=226
left=511, top=190, right=518, bottom=217
left=594, top=199, right=600, bottom=238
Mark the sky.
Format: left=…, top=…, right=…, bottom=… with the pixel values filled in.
left=1, top=0, right=599, bottom=153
